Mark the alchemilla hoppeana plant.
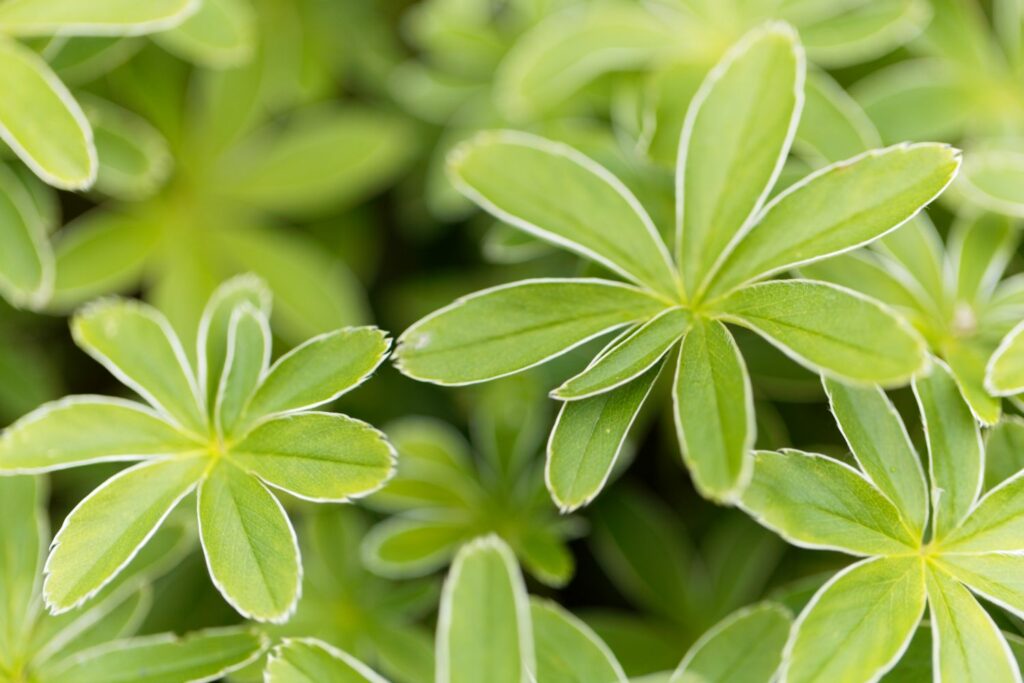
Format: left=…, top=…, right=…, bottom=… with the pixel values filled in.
left=7, top=3, right=1024, bottom=682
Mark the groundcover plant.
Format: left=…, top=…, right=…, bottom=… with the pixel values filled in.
left=6, top=2, right=1024, bottom=682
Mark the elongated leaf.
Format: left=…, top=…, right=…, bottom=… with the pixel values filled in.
left=0, top=35, right=95, bottom=189
left=436, top=536, right=534, bottom=683
left=362, top=516, right=468, bottom=578
left=265, top=638, right=388, bottom=683
left=941, top=472, right=1024, bottom=552
left=554, top=308, right=688, bottom=400
left=0, top=162, right=53, bottom=308
left=950, top=211, right=1018, bottom=306
left=782, top=557, right=925, bottom=683
left=676, top=23, right=803, bottom=296
left=937, top=553, right=1024, bottom=618
left=395, top=279, right=666, bottom=385
left=72, top=299, right=206, bottom=435
left=231, top=413, right=394, bottom=502
left=797, top=251, right=926, bottom=314
left=988, top=321, right=1024, bottom=396
left=46, top=628, right=267, bottom=683
left=243, top=326, right=389, bottom=421
left=0, top=477, right=44, bottom=670
left=926, top=564, right=1019, bottom=683
left=449, top=132, right=677, bottom=296
left=740, top=450, right=918, bottom=555
left=717, top=280, right=926, bottom=385
left=794, top=68, right=880, bottom=164
left=0, top=396, right=201, bottom=472
left=84, top=96, right=171, bottom=200
left=547, top=365, right=661, bottom=512
left=670, top=603, right=791, bottom=683
left=823, top=378, right=928, bottom=538
left=985, top=417, right=1024, bottom=490
left=674, top=318, right=753, bottom=502
left=797, top=0, right=930, bottom=67
left=959, top=150, right=1024, bottom=218
left=532, top=598, right=626, bottom=683
left=43, top=455, right=205, bottom=612
left=155, top=0, right=254, bottom=68
left=198, top=461, right=301, bottom=623
left=706, top=143, right=960, bottom=297
left=913, top=361, right=983, bottom=542
left=0, top=0, right=196, bottom=35
left=946, top=339, right=1003, bottom=425
left=855, top=60, right=967, bottom=144
left=215, top=305, right=270, bottom=436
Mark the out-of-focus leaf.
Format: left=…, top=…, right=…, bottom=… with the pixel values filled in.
left=155, top=0, right=254, bottom=68
left=0, top=162, right=54, bottom=308
left=83, top=96, right=171, bottom=200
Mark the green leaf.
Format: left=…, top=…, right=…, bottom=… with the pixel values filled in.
left=83, top=96, right=171, bottom=201
left=395, top=279, right=667, bottom=385
left=670, top=603, right=791, bottom=683
left=362, top=516, right=468, bottom=578
left=0, top=396, right=201, bottom=472
left=793, top=68, right=880, bottom=164
left=46, top=627, right=267, bottom=683
left=912, top=360, right=983, bottom=541
left=676, top=23, right=803, bottom=297
left=946, top=339, right=1003, bottom=425
left=740, top=450, right=919, bottom=555
left=0, top=476, right=44, bottom=670
left=532, top=598, right=626, bottom=683
left=546, top=364, right=661, bottom=512
left=823, top=378, right=929, bottom=539
left=155, top=0, right=254, bottom=68
left=937, top=553, right=1024, bottom=619
left=855, top=60, right=968, bottom=144
left=941, top=471, right=1024, bottom=553
left=925, top=564, right=1019, bottom=683
left=215, top=304, right=270, bottom=436
left=0, top=161, right=53, bottom=308
left=72, top=299, right=207, bottom=435
left=796, top=0, right=931, bottom=67
left=0, top=0, right=197, bottom=35
left=949, top=211, right=1018, bottom=306
left=265, top=638, right=388, bottom=683
left=988, top=321, right=1024, bottom=396
left=449, top=132, right=678, bottom=296
left=798, top=252, right=926, bottom=323
left=436, top=536, right=534, bottom=683
left=959, top=150, right=1024, bottom=218
left=782, top=557, right=925, bottom=683
left=231, top=413, right=395, bottom=502
left=43, top=455, right=205, bottom=612
left=242, top=326, right=389, bottom=421
left=875, top=215, right=947, bottom=309
left=518, top=526, right=574, bottom=589
left=717, top=280, right=926, bottom=385
left=198, top=461, right=301, bottom=623
left=984, top=417, right=1024, bottom=491
left=673, top=317, right=754, bottom=502
left=706, top=143, right=960, bottom=297
left=214, top=105, right=416, bottom=217
left=0, top=35, right=95, bottom=189
left=554, top=308, right=688, bottom=400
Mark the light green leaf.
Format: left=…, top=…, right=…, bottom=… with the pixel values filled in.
left=796, top=0, right=931, bottom=67
left=673, top=317, right=754, bottom=502
left=823, top=378, right=928, bottom=539
left=198, top=461, right=300, bottom=623
left=988, top=321, right=1024, bottom=396
left=43, top=455, right=205, bottom=612
left=395, top=279, right=667, bottom=385
left=677, top=23, right=803, bottom=297
left=925, top=564, right=1019, bottom=683
left=49, top=210, right=158, bottom=311
left=0, top=0, right=197, bottom=35
left=0, top=35, right=95, bottom=189
left=670, top=603, right=791, bottom=683
left=72, top=299, right=207, bottom=435
left=532, top=598, right=626, bottom=683
left=231, top=413, right=394, bottom=502
left=959, top=150, right=1024, bottom=218
left=937, top=553, right=1024, bottom=619
left=782, top=557, right=925, bottom=683
left=519, top=526, right=574, bottom=589
left=362, top=516, right=468, bottom=578
left=913, top=360, right=983, bottom=541
left=46, top=627, right=267, bottom=683
left=0, top=161, right=53, bottom=308
left=155, top=0, right=254, bottom=68
left=946, top=339, right=1003, bottom=425
left=875, top=214, right=947, bottom=309
left=717, top=280, right=926, bottom=385
left=0, top=396, right=200, bottom=472
left=449, top=132, right=678, bottom=296
left=855, top=60, right=967, bottom=144
left=949, top=211, right=1018, bottom=306
left=554, top=307, right=689, bottom=400
left=706, top=143, right=960, bottom=297
left=215, top=305, right=270, bottom=437
left=740, top=450, right=918, bottom=555
left=265, top=637, right=387, bottom=683
left=436, top=536, right=534, bottom=683
left=196, top=273, right=272, bottom=405
left=941, top=471, right=1024, bottom=553
left=798, top=251, right=925, bottom=315
left=546, top=365, right=661, bottom=512
left=214, top=105, right=416, bottom=216
left=0, top=476, right=44, bottom=670
left=984, top=417, right=1024, bottom=490
left=83, top=95, right=171, bottom=200
left=242, top=326, right=389, bottom=421
left=793, top=68, right=880, bottom=165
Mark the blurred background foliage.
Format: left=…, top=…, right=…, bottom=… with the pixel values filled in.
left=4, top=0, right=1024, bottom=680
